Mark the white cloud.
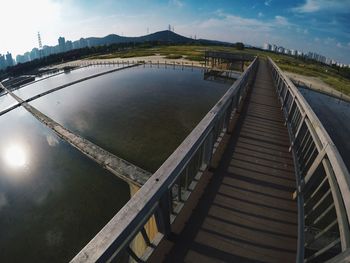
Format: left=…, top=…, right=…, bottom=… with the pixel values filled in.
left=296, top=27, right=309, bottom=35
left=175, top=11, right=299, bottom=52
left=322, top=38, right=350, bottom=52
left=258, top=12, right=264, bottom=17
left=170, top=0, right=184, bottom=8
left=324, top=37, right=336, bottom=45
left=198, top=13, right=270, bottom=31
left=264, top=0, right=272, bottom=6
left=293, top=0, right=350, bottom=13
left=274, top=16, right=290, bottom=26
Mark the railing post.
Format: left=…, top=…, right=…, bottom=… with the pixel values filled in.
left=155, top=192, right=171, bottom=238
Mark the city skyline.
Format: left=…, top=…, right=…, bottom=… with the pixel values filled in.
left=4, top=30, right=348, bottom=70
left=1, top=0, right=350, bottom=63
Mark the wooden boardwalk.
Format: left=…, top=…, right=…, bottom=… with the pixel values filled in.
left=151, top=60, right=298, bottom=262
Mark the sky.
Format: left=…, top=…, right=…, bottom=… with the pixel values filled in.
left=1, top=0, right=350, bottom=63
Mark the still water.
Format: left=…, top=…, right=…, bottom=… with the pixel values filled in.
left=13, top=65, right=121, bottom=101
left=0, top=107, right=130, bottom=262
left=2, top=65, right=231, bottom=262
left=0, top=93, right=18, bottom=113
left=299, top=87, right=350, bottom=171
left=30, top=65, right=231, bottom=172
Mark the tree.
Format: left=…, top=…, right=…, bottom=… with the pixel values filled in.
left=235, top=42, right=244, bottom=50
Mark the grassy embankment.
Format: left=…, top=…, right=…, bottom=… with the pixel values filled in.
left=263, top=52, right=350, bottom=95
left=89, top=45, right=350, bottom=95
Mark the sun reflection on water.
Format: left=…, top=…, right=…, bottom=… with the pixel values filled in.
left=3, top=144, right=27, bottom=168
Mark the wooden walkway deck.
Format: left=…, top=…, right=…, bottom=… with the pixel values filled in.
left=150, top=60, right=298, bottom=263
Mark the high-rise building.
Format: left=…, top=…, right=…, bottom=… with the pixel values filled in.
left=284, top=49, right=291, bottom=55
left=5, top=52, right=14, bottom=67
left=16, top=54, right=24, bottom=64
left=65, top=40, right=73, bottom=51
left=278, top=46, right=285, bottom=53
left=58, top=36, right=66, bottom=53
left=263, top=43, right=271, bottom=50
left=43, top=45, right=54, bottom=56
left=24, top=52, right=31, bottom=61
left=72, top=41, right=80, bottom=49
left=30, top=48, right=40, bottom=60
left=0, top=54, right=6, bottom=69
left=79, top=38, right=88, bottom=48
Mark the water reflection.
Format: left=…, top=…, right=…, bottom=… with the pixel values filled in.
left=46, top=134, right=59, bottom=147
left=299, top=87, right=350, bottom=171
left=13, top=65, right=121, bottom=101
left=3, top=143, right=28, bottom=168
left=0, top=192, right=8, bottom=211
left=31, top=65, right=231, bottom=172
left=0, top=93, right=18, bottom=113
left=0, top=107, right=130, bottom=262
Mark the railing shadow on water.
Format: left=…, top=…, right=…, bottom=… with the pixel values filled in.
left=268, top=57, right=350, bottom=263
left=70, top=57, right=259, bottom=263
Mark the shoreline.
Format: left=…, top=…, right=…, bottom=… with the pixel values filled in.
left=285, top=71, right=350, bottom=102
left=49, top=54, right=205, bottom=70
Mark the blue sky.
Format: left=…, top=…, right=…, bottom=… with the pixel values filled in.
left=1, top=0, right=350, bottom=63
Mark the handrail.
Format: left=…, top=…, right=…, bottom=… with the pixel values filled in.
left=71, top=57, right=258, bottom=262
left=268, top=57, right=350, bottom=263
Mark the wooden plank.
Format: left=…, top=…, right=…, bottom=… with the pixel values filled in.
left=158, top=59, right=297, bottom=263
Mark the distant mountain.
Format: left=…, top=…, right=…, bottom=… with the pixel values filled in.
left=138, top=30, right=193, bottom=43
left=197, top=38, right=232, bottom=45
left=75, top=30, right=195, bottom=47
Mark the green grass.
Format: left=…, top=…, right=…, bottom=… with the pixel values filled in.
left=264, top=52, right=350, bottom=95
left=87, top=45, right=350, bottom=95
left=88, top=45, right=255, bottom=63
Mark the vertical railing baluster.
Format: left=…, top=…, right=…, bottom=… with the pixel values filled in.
left=140, top=227, right=152, bottom=247
left=177, top=177, right=182, bottom=202
left=155, top=192, right=171, bottom=238
left=126, top=247, right=143, bottom=263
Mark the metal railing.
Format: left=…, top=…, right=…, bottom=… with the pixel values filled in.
left=71, top=57, right=258, bottom=263
left=69, top=60, right=201, bottom=69
left=268, top=57, right=350, bottom=263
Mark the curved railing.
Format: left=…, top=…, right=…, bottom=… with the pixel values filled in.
left=71, top=57, right=258, bottom=262
left=268, top=57, right=350, bottom=262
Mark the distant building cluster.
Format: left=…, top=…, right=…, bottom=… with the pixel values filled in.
left=263, top=43, right=350, bottom=68
left=0, top=52, right=14, bottom=70
left=1, top=35, right=92, bottom=71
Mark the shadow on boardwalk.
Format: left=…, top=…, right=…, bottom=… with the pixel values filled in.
left=150, top=60, right=298, bottom=263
